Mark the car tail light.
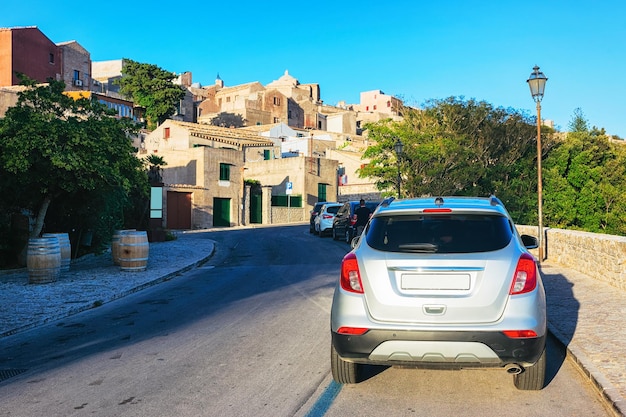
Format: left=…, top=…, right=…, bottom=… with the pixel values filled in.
left=502, top=330, right=538, bottom=338
left=340, top=252, right=363, bottom=293
left=509, top=253, right=537, bottom=295
left=337, top=327, right=369, bottom=335
left=322, top=214, right=333, bottom=219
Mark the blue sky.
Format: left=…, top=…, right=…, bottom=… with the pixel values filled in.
left=3, top=1, right=626, bottom=137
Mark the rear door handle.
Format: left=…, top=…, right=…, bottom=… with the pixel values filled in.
left=424, top=305, right=446, bottom=315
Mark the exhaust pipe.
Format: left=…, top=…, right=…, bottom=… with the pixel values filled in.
left=505, top=364, right=523, bottom=375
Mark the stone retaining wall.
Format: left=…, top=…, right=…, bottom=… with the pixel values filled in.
left=516, top=225, right=626, bottom=291
left=271, top=207, right=306, bottom=224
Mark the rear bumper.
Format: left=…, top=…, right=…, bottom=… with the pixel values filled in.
left=332, top=329, right=545, bottom=367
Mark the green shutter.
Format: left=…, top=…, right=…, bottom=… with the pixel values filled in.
left=219, top=163, right=230, bottom=181
left=318, top=183, right=327, bottom=201
left=271, top=195, right=302, bottom=207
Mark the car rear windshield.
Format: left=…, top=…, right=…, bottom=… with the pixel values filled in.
left=326, top=205, right=341, bottom=214
left=366, top=214, right=513, bottom=253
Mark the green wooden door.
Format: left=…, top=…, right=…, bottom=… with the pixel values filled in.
left=213, top=197, right=231, bottom=227
left=250, top=193, right=262, bottom=224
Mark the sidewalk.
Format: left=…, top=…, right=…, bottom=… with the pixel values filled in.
left=540, top=262, right=626, bottom=416
left=0, top=233, right=624, bottom=415
left=0, top=231, right=215, bottom=338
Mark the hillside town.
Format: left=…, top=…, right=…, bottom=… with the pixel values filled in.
left=0, top=26, right=405, bottom=230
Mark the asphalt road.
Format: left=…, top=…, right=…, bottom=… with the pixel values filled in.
left=0, top=225, right=613, bottom=417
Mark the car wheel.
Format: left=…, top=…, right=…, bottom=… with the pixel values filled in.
left=331, top=343, right=360, bottom=384
left=345, top=229, right=352, bottom=244
left=513, top=348, right=546, bottom=390
left=309, top=224, right=314, bottom=234
left=332, top=227, right=338, bottom=240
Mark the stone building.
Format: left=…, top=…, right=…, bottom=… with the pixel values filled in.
left=197, top=70, right=324, bottom=130
left=57, top=40, right=91, bottom=91
left=142, top=120, right=339, bottom=228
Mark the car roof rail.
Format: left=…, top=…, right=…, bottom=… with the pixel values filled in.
left=489, top=194, right=503, bottom=206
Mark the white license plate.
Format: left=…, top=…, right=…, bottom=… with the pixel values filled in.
left=401, top=274, right=470, bottom=290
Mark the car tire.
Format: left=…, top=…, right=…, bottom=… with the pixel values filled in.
left=331, top=343, right=360, bottom=384
left=345, top=229, right=352, bottom=244
left=332, top=227, right=339, bottom=240
left=514, top=348, right=546, bottom=390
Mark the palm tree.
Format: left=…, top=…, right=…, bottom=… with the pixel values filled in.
left=144, top=154, right=167, bottom=185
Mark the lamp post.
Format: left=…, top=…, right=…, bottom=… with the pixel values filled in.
left=527, top=65, right=548, bottom=262
left=393, top=138, right=404, bottom=198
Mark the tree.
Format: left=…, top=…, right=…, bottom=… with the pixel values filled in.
left=144, top=154, right=167, bottom=184
left=359, top=97, right=552, bottom=224
left=117, top=59, right=186, bottom=130
left=210, top=112, right=246, bottom=128
left=568, top=108, right=589, bottom=133
left=543, top=131, right=626, bottom=235
left=0, top=77, right=148, bottom=262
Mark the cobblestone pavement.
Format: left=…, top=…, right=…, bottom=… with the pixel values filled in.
left=0, top=231, right=624, bottom=415
left=540, top=263, right=626, bottom=416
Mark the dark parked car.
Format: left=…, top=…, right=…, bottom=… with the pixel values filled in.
left=331, top=196, right=547, bottom=390
left=331, top=200, right=380, bottom=243
left=309, top=202, right=328, bottom=233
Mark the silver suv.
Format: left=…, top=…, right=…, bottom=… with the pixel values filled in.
left=330, top=196, right=547, bottom=390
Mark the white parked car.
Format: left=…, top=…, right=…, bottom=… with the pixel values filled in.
left=314, top=203, right=343, bottom=237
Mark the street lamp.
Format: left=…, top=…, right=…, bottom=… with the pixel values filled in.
left=527, top=65, right=548, bottom=262
left=393, top=138, right=404, bottom=198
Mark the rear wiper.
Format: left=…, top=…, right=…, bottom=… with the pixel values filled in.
left=397, top=243, right=438, bottom=253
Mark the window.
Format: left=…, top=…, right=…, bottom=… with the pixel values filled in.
left=318, top=183, right=327, bottom=202
left=219, top=163, right=230, bottom=181
left=226, top=96, right=231, bottom=103
left=164, top=127, right=170, bottom=139
left=273, top=96, right=281, bottom=106
left=373, top=105, right=377, bottom=110
left=73, top=70, right=80, bottom=80
left=366, top=214, right=512, bottom=254
left=273, top=117, right=280, bottom=123
left=49, top=53, right=54, bottom=64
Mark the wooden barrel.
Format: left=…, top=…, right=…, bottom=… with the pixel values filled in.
left=27, top=237, right=61, bottom=284
left=112, top=229, right=135, bottom=265
left=119, top=231, right=149, bottom=272
left=42, top=233, right=71, bottom=272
